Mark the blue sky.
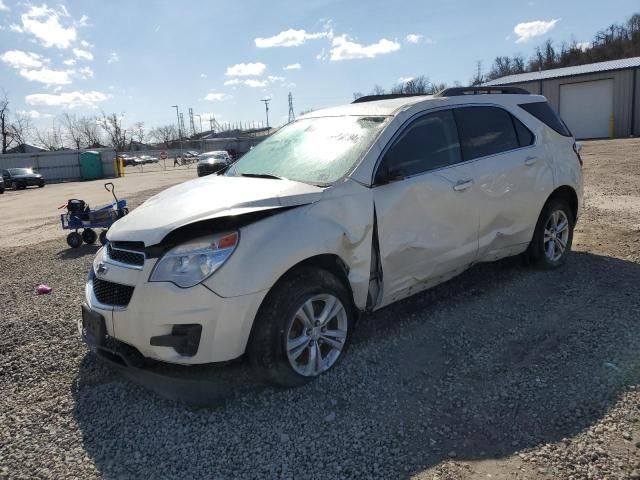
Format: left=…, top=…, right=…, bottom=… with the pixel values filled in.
left=0, top=0, right=637, bottom=132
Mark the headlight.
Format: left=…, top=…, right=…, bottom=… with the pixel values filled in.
left=150, top=231, right=239, bottom=288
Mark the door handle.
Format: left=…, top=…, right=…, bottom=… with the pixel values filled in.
left=524, top=156, right=538, bottom=166
left=453, top=179, right=474, bottom=191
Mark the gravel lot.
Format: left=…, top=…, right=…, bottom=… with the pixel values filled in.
left=1, top=139, right=639, bottom=479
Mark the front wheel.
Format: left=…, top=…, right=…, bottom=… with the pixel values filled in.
left=66, top=232, right=83, bottom=248
left=524, top=198, right=574, bottom=269
left=248, top=267, right=354, bottom=387
left=82, top=228, right=97, bottom=244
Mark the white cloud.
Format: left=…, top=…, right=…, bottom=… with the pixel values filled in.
left=107, top=52, right=119, bottom=64
left=223, top=79, right=241, bottom=86
left=63, top=58, right=76, bottom=66
left=514, top=19, right=559, bottom=43
left=18, top=67, right=72, bottom=85
left=225, top=62, right=266, bottom=76
left=398, top=76, right=414, bottom=84
left=78, top=14, right=89, bottom=27
left=283, top=63, right=301, bottom=70
left=80, top=40, right=92, bottom=48
left=329, top=35, right=401, bottom=61
left=204, top=92, right=228, bottom=101
left=9, top=24, right=23, bottom=33
left=25, top=90, right=108, bottom=108
left=77, top=66, right=93, bottom=79
left=267, top=75, right=285, bottom=82
left=244, top=79, right=268, bottom=88
left=405, top=34, right=423, bottom=44
left=200, top=73, right=207, bottom=78
left=73, top=48, right=93, bottom=61
left=1, top=50, right=45, bottom=69
left=20, top=4, right=77, bottom=48
left=576, top=41, right=591, bottom=52
left=0, top=0, right=9, bottom=11
left=255, top=29, right=329, bottom=48
left=17, top=109, right=53, bottom=119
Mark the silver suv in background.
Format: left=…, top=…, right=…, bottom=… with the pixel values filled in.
left=82, top=87, right=583, bottom=388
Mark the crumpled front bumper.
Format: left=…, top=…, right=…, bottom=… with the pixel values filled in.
left=82, top=247, right=268, bottom=365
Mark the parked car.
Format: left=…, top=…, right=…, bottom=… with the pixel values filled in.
left=81, top=88, right=583, bottom=388
left=1, top=168, right=45, bottom=189
left=196, top=150, right=231, bottom=176
left=118, top=155, right=136, bottom=167
left=0, top=176, right=4, bottom=194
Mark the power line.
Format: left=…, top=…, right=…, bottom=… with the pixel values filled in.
left=288, top=92, right=295, bottom=123
left=188, top=107, right=196, bottom=136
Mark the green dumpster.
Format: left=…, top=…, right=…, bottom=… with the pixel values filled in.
left=79, top=151, right=104, bottom=180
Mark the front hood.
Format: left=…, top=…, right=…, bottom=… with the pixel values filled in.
left=108, top=175, right=324, bottom=245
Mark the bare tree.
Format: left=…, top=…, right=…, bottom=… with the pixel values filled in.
left=78, top=116, right=102, bottom=147
left=149, top=124, right=177, bottom=147
left=60, top=113, right=83, bottom=150
left=1, top=90, right=10, bottom=153
left=34, top=121, right=65, bottom=151
left=98, top=112, right=128, bottom=151
left=132, top=121, right=145, bottom=144
left=8, top=113, right=32, bottom=150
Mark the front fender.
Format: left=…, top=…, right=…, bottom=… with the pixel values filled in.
left=203, top=181, right=375, bottom=310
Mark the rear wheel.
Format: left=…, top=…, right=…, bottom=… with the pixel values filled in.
left=66, top=232, right=83, bottom=248
left=248, top=267, right=354, bottom=387
left=99, top=230, right=108, bottom=245
left=38, top=181, right=45, bottom=188
left=524, top=198, right=574, bottom=269
left=82, top=228, right=97, bottom=244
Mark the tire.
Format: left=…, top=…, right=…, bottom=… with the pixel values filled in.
left=66, top=232, right=83, bottom=248
left=99, top=230, right=108, bottom=246
left=82, top=228, right=97, bottom=244
left=524, top=198, right=574, bottom=269
left=248, top=267, right=354, bottom=388
left=0, top=188, right=4, bottom=194
left=38, top=181, right=45, bottom=188
left=12, top=182, right=18, bottom=191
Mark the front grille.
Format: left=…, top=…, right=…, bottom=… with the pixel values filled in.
left=107, top=243, right=145, bottom=267
left=93, top=278, right=134, bottom=307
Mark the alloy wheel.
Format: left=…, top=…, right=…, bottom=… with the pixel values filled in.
left=285, top=294, right=348, bottom=377
left=544, top=209, right=570, bottom=262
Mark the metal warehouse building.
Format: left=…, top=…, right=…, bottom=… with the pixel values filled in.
left=484, top=56, right=640, bottom=139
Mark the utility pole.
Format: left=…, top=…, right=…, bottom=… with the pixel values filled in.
left=196, top=114, right=203, bottom=133
left=288, top=92, right=295, bottom=123
left=261, top=98, right=270, bottom=128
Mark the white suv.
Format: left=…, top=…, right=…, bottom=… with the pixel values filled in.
left=81, top=87, right=583, bottom=387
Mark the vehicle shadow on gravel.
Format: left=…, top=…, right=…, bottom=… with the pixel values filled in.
left=71, top=251, right=640, bottom=479
left=56, top=244, right=100, bottom=259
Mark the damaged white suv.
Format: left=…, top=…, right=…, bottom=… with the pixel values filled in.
left=82, top=87, right=583, bottom=387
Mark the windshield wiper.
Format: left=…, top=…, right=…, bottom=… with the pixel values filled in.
left=239, top=173, right=285, bottom=180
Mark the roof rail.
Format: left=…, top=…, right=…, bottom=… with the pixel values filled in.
left=434, top=86, right=530, bottom=97
left=351, top=93, right=426, bottom=104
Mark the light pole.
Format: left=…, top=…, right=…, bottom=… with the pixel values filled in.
left=170, top=105, right=183, bottom=160
left=195, top=114, right=203, bottom=151
left=261, top=98, right=270, bottom=128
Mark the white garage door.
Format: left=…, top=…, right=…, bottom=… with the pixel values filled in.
left=559, top=79, right=614, bottom=139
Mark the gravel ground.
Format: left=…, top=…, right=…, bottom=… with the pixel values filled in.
left=1, top=139, right=639, bottom=479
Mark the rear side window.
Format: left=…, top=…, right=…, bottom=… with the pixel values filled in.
left=519, top=101, right=572, bottom=137
left=512, top=116, right=535, bottom=147
left=454, top=106, right=519, bottom=160
left=378, top=110, right=461, bottom=179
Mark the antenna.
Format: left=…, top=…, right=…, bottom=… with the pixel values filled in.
left=260, top=98, right=271, bottom=128
left=287, top=92, right=295, bottom=123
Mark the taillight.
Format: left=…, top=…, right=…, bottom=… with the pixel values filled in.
left=573, top=142, right=583, bottom=167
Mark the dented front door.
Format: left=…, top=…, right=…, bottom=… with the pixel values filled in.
left=373, top=163, right=479, bottom=305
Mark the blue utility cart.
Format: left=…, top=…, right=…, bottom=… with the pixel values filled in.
left=59, top=182, right=128, bottom=248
